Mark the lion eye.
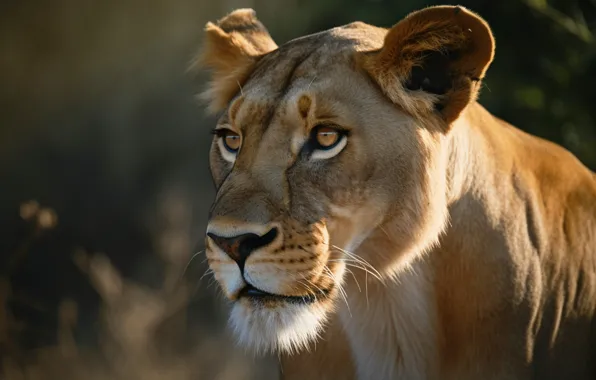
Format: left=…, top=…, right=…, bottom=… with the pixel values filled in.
left=314, top=127, right=340, bottom=149
left=212, top=128, right=242, bottom=163
left=309, top=125, right=348, bottom=160
left=222, top=131, right=242, bottom=152
left=213, top=128, right=242, bottom=153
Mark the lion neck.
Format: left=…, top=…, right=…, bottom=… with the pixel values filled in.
left=445, top=102, right=505, bottom=206
left=338, top=102, right=515, bottom=379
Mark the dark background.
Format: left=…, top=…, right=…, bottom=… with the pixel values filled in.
left=1, top=0, right=595, bottom=378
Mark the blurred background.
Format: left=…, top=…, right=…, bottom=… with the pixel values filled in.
left=1, top=0, right=595, bottom=379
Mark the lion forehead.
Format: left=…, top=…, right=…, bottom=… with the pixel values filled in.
left=239, top=23, right=386, bottom=94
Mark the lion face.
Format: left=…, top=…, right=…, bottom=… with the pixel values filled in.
left=199, top=7, right=494, bottom=354
left=204, top=50, right=447, bottom=353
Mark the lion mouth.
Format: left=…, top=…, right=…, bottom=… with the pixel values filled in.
left=238, top=284, right=330, bottom=305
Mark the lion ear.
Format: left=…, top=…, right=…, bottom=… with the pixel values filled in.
left=360, top=5, right=495, bottom=127
left=194, top=9, right=278, bottom=113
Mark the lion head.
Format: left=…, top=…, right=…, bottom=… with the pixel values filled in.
left=197, top=6, right=495, bottom=354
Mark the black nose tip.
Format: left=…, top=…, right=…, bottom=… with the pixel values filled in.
left=207, top=227, right=278, bottom=271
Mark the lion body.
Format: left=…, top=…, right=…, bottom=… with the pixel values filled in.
left=283, top=103, right=596, bottom=379
left=198, top=6, right=596, bottom=379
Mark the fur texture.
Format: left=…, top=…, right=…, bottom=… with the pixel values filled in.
left=197, top=5, right=596, bottom=380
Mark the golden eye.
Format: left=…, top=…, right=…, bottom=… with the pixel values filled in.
left=221, top=130, right=242, bottom=153
left=314, top=126, right=340, bottom=149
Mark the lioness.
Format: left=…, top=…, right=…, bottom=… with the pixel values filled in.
left=197, top=5, right=596, bottom=379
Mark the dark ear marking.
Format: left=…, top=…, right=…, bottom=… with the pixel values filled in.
left=358, top=5, right=495, bottom=126
left=405, top=50, right=460, bottom=95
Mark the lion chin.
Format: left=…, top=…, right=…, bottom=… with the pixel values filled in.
left=228, top=294, right=336, bottom=355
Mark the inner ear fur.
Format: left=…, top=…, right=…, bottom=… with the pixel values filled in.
left=360, top=5, right=495, bottom=126
left=194, top=9, right=278, bottom=113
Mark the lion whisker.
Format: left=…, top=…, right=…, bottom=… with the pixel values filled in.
left=297, top=276, right=326, bottom=299
left=321, top=266, right=351, bottom=317
left=183, top=249, right=206, bottom=276
left=342, top=267, right=362, bottom=293
left=307, top=74, right=318, bottom=90
left=326, top=259, right=381, bottom=285
left=296, top=273, right=329, bottom=302
left=329, top=248, right=385, bottom=284
left=327, top=259, right=379, bottom=307
left=336, top=247, right=381, bottom=276
left=199, top=267, right=214, bottom=283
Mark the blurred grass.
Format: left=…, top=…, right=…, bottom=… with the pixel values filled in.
left=1, top=202, right=279, bottom=380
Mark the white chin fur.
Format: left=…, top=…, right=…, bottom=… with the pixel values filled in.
left=229, top=300, right=331, bottom=355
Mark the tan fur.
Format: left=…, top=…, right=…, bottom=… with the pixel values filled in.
left=360, top=6, right=494, bottom=124
left=197, top=5, right=596, bottom=379
left=194, top=8, right=278, bottom=112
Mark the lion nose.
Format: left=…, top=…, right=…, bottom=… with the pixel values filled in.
left=207, top=227, right=278, bottom=271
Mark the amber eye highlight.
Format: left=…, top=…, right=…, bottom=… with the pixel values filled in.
left=308, top=125, right=348, bottom=160
left=212, top=128, right=243, bottom=163
left=223, top=131, right=242, bottom=152
left=313, top=126, right=341, bottom=150
left=212, top=128, right=242, bottom=153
